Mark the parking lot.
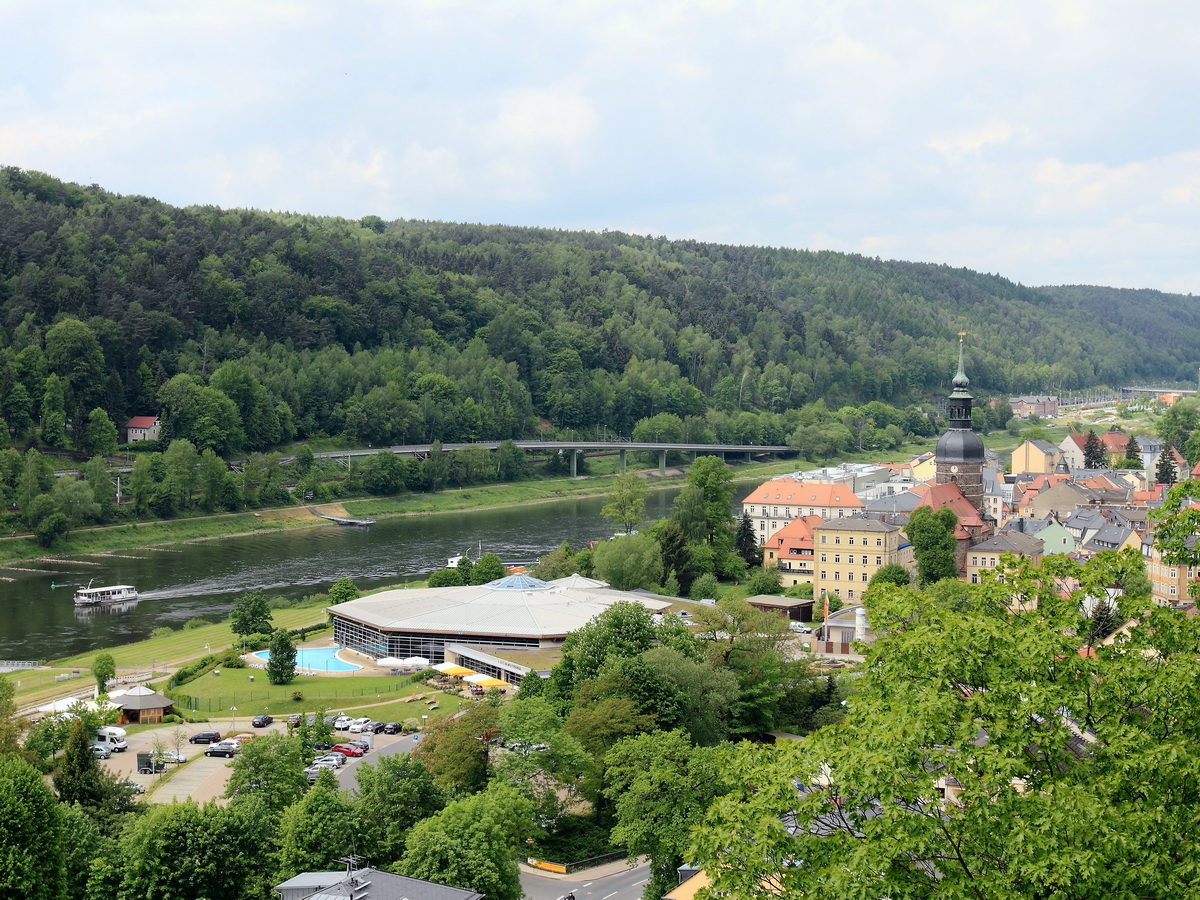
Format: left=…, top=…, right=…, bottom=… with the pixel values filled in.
left=101, top=718, right=418, bottom=804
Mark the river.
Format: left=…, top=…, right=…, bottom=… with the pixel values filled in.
left=0, top=487, right=695, bottom=662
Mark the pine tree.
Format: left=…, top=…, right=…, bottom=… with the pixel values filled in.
left=1083, top=430, right=1105, bottom=469
left=266, top=628, right=297, bottom=685
left=1123, top=435, right=1142, bottom=468
left=1156, top=450, right=1178, bottom=485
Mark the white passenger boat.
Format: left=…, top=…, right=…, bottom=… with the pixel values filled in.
left=73, top=583, right=139, bottom=607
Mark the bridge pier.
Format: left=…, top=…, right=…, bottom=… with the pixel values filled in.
left=619, top=449, right=627, bottom=473
left=659, top=449, right=667, bottom=476
left=570, top=449, right=578, bottom=477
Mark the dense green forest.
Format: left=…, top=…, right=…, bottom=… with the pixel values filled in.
left=1, top=166, right=1197, bottom=460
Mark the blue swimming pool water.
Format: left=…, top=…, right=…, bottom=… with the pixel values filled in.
left=252, top=647, right=362, bottom=672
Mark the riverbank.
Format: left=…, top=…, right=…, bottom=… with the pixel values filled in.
left=0, top=457, right=806, bottom=568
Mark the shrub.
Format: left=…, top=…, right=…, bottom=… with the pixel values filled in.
left=689, top=573, right=720, bottom=601
left=291, top=691, right=304, bottom=702
left=219, top=650, right=246, bottom=669
left=403, top=717, right=421, bottom=732
left=150, top=626, right=174, bottom=639
left=182, top=618, right=209, bottom=630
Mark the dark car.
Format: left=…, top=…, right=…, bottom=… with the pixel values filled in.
left=188, top=730, right=223, bottom=744
left=251, top=714, right=273, bottom=728
left=382, top=722, right=402, bottom=735
left=365, top=721, right=386, bottom=733
left=346, top=739, right=371, bottom=752
left=286, top=714, right=302, bottom=728
left=308, top=739, right=334, bottom=752
left=204, top=740, right=239, bottom=758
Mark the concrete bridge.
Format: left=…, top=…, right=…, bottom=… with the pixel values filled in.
left=314, top=440, right=793, bottom=477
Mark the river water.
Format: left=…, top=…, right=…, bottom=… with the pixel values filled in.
left=0, top=487, right=691, bottom=662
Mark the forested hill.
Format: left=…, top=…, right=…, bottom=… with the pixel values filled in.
left=0, top=166, right=1195, bottom=452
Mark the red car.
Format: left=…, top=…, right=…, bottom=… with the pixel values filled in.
left=331, top=743, right=364, bottom=758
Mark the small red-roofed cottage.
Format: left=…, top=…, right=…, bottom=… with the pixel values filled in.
left=125, top=415, right=160, bottom=443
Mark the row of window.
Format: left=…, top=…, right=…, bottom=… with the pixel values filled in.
left=820, top=554, right=884, bottom=565
left=820, top=571, right=870, bottom=582
left=748, top=507, right=853, bottom=517
left=819, top=535, right=885, bottom=546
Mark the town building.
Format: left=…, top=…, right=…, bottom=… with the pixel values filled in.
left=935, top=336, right=987, bottom=516
left=762, top=515, right=822, bottom=588
left=812, top=515, right=913, bottom=604
left=741, top=477, right=863, bottom=540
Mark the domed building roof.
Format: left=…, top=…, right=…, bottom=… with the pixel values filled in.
left=935, top=427, right=986, bottom=463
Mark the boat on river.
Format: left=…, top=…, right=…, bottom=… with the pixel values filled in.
left=73, top=583, right=139, bottom=608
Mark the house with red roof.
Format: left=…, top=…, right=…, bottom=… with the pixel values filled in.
left=762, top=515, right=824, bottom=588
left=741, top=477, right=863, bottom=543
left=125, top=415, right=161, bottom=443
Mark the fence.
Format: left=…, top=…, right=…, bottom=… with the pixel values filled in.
left=170, top=680, right=421, bottom=712
left=0, top=660, right=39, bottom=672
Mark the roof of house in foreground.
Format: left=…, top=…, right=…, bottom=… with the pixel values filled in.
left=328, top=573, right=674, bottom=638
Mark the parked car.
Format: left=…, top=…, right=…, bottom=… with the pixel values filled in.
left=304, top=761, right=339, bottom=782
left=117, top=779, right=146, bottom=794
left=204, top=740, right=240, bottom=758
left=381, top=722, right=402, bottom=735
left=365, top=721, right=386, bottom=734
left=331, top=743, right=364, bottom=757
left=308, top=739, right=334, bottom=751
left=189, top=730, right=223, bottom=744
left=789, top=622, right=813, bottom=634
left=347, top=717, right=373, bottom=733
left=251, top=714, right=273, bottom=728
left=286, top=714, right=302, bottom=728
left=346, top=739, right=372, bottom=752
left=91, top=744, right=112, bottom=759
left=231, top=732, right=256, bottom=743
left=333, top=715, right=355, bottom=730
left=157, top=750, right=187, bottom=764
left=312, top=753, right=346, bottom=768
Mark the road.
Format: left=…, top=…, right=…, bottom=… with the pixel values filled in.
left=519, top=859, right=650, bottom=900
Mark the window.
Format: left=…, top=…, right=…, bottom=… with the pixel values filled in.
left=876, top=538, right=882, bottom=546
left=820, top=553, right=827, bottom=562
left=1170, top=569, right=1177, bottom=579
left=847, top=590, right=855, bottom=599
left=834, top=572, right=840, bottom=580
left=834, top=555, right=841, bottom=563
left=821, top=535, right=827, bottom=544
left=876, top=556, right=882, bottom=566
left=1170, top=585, right=1177, bottom=596
left=847, top=555, right=854, bottom=564
left=820, top=571, right=826, bottom=580
left=971, top=556, right=977, bottom=566
left=848, top=537, right=855, bottom=546
left=835, top=537, right=841, bottom=545
left=862, top=573, right=868, bottom=582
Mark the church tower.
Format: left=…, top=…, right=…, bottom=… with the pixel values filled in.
left=935, top=334, right=986, bottom=514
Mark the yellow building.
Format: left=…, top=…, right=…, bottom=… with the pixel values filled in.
left=1010, top=439, right=1063, bottom=476
left=813, top=515, right=914, bottom=604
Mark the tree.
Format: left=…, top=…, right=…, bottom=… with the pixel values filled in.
left=80, top=407, right=118, bottom=459
left=92, top=652, right=115, bottom=693
left=45, top=317, right=106, bottom=417
left=692, top=556, right=1200, bottom=899
left=27, top=494, right=68, bottom=547
left=397, top=784, right=533, bottom=900
left=602, top=472, right=648, bottom=536
left=868, top=562, right=912, bottom=588
left=198, top=448, right=229, bottom=511
left=119, top=799, right=273, bottom=900
left=592, top=532, right=663, bottom=591
left=494, top=439, right=526, bottom=481
left=904, top=505, right=959, bottom=585
left=53, top=718, right=107, bottom=809
left=0, top=754, right=65, bottom=900
left=1083, top=429, right=1106, bottom=469
left=530, top=541, right=581, bottom=580
left=327, top=576, right=360, bottom=604
left=1157, top=449, right=1179, bottom=485
left=469, top=551, right=508, bottom=585
left=424, top=440, right=449, bottom=492
left=277, top=770, right=360, bottom=879
left=745, top=566, right=782, bottom=595
left=0, top=675, right=26, bottom=754
left=546, top=601, right=661, bottom=707
left=735, top=511, right=761, bottom=566
left=606, top=730, right=727, bottom=900
left=51, top=475, right=99, bottom=532
left=355, top=755, right=446, bottom=867
left=229, top=589, right=272, bottom=638
left=266, top=628, right=297, bottom=684
left=225, top=732, right=309, bottom=813
left=410, top=704, right=500, bottom=793
left=1122, top=434, right=1142, bottom=468
left=683, top=456, right=736, bottom=545
left=428, top=568, right=465, bottom=588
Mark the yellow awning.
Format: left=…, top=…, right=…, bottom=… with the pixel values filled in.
left=441, top=665, right=476, bottom=676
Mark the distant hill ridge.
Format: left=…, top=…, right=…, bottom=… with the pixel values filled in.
left=0, top=166, right=1195, bottom=447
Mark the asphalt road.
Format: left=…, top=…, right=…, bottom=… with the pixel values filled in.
left=519, top=860, right=650, bottom=900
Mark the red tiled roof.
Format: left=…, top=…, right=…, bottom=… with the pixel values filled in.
left=126, top=416, right=159, bottom=428
left=914, top=481, right=986, bottom=527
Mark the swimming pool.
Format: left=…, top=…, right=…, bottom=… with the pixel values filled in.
left=252, top=647, right=362, bottom=672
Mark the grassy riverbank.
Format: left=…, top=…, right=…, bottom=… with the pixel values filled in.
left=0, top=455, right=809, bottom=568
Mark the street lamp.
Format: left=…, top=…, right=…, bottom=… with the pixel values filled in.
left=230, top=706, right=237, bottom=729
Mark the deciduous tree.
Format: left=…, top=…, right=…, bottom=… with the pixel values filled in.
left=602, top=471, right=648, bottom=536
left=266, top=628, right=297, bottom=684
left=904, top=505, right=959, bottom=585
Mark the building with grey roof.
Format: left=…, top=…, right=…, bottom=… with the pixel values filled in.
left=275, top=867, right=483, bottom=900
left=328, top=573, right=674, bottom=685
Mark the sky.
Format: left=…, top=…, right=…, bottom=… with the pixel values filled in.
left=2, top=1, right=1198, bottom=292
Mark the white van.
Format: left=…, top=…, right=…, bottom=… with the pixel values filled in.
left=95, top=726, right=128, bottom=752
